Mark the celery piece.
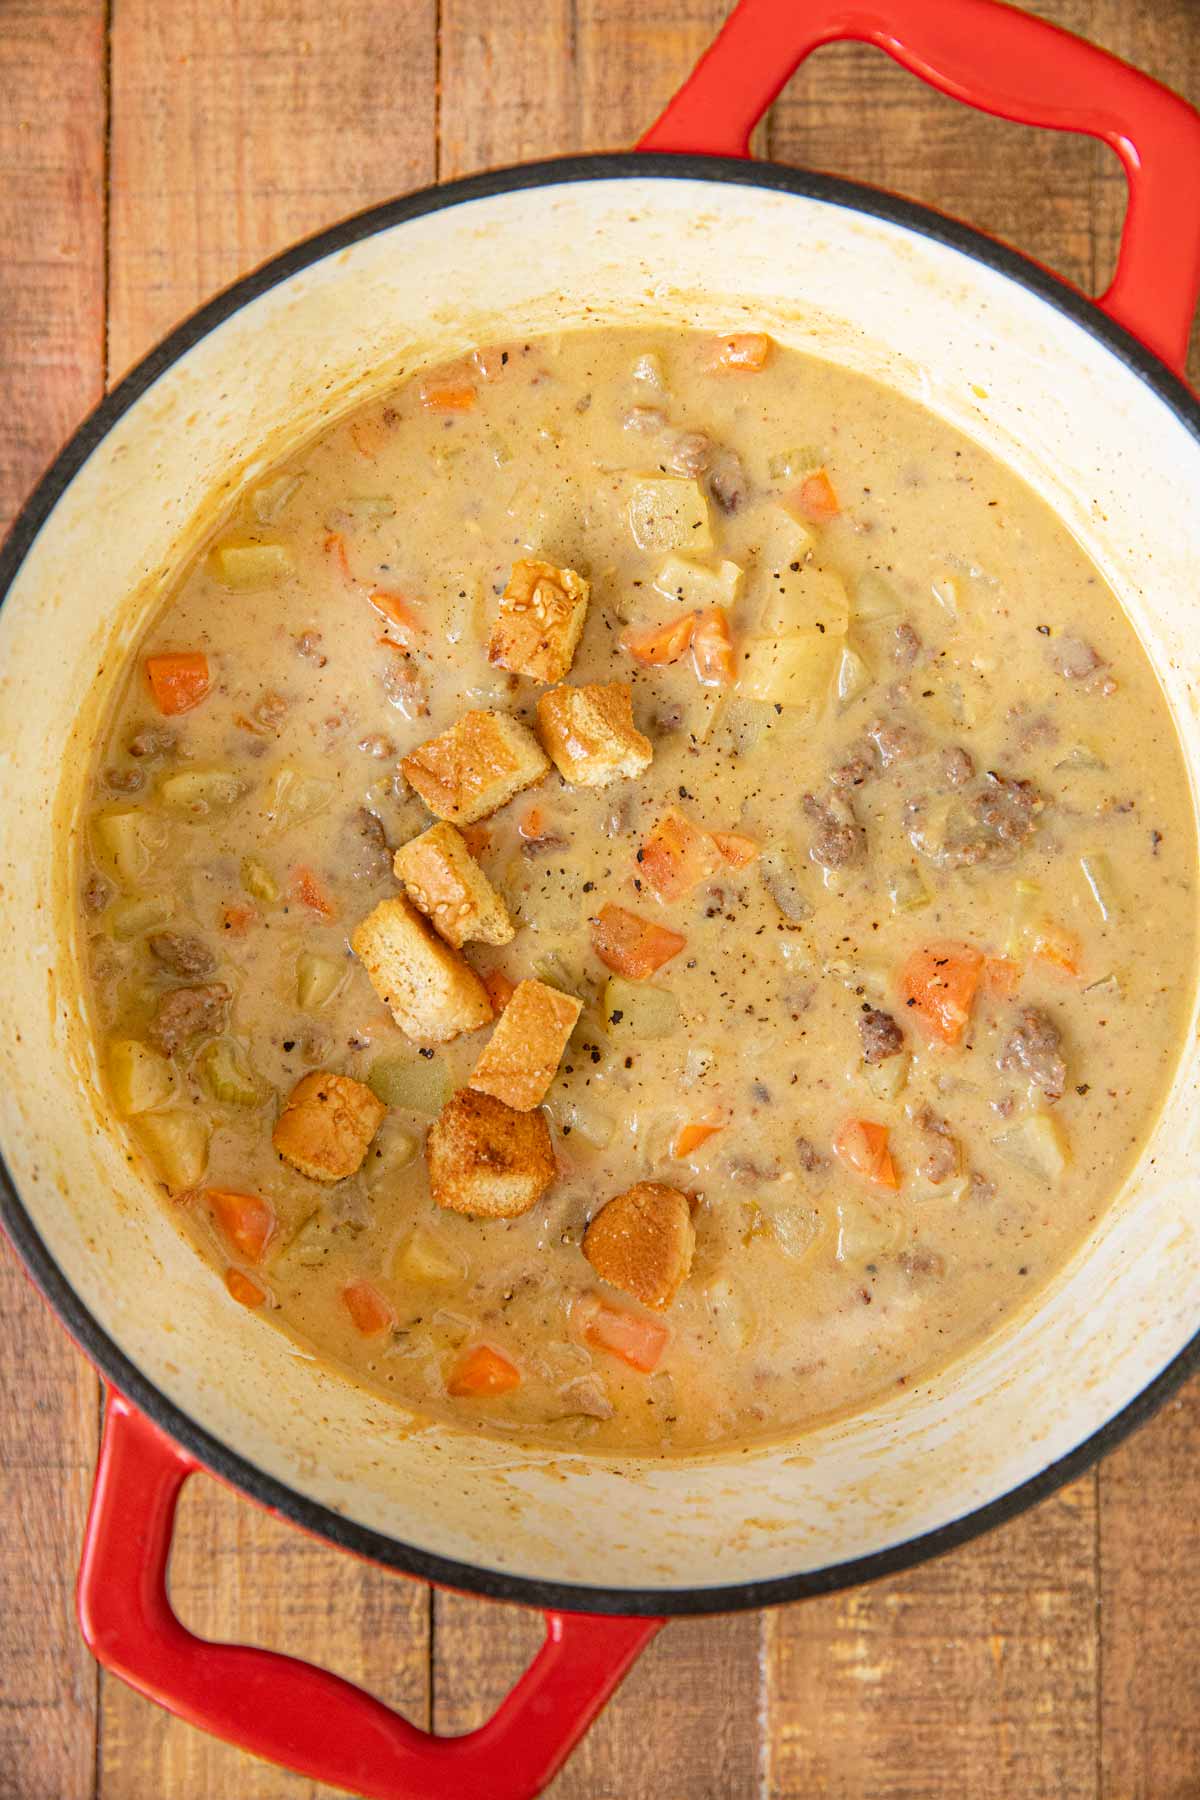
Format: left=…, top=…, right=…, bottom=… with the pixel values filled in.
left=264, top=765, right=334, bottom=838
left=109, top=1038, right=174, bottom=1115
left=210, top=539, right=292, bottom=588
left=887, top=865, right=931, bottom=913
left=196, top=1039, right=263, bottom=1108
left=768, top=446, right=825, bottom=482
left=250, top=474, right=304, bottom=525
left=93, top=809, right=168, bottom=888
left=994, top=1113, right=1070, bottom=1183
left=1080, top=852, right=1117, bottom=922
left=627, top=477, right=712, bottom=554
left=241, top=856, right=279, bottom=904
left=138, top=1111, right=210, bottom=1190
left=367, top=1056, right=451, bottom=1113
left=603, top=977, right=679, bottom=1039
left=344, top=495, right=396, bottom=518
left=159, top=769, right=245, bottom=818
left=296, top=952, right=346, bottom=1012
left=108, top=894, right=173, bottom=941
left=1003, top=878, right=1042, bottom=959
left=931, top=574, right=961, bottom=618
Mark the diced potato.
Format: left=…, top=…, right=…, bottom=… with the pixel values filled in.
left=367, top=1055, right=452, bottom=1113
left=93, top=809, right=168, bottom=888
left=931, top=573, right=962, bottom=618
left=603, top=977, right=680, bottom=1039
left=705, top=1276, right=757, bottom=1352
left=758, top=565, right=849, bottom=638
left=836, top=642, right=872, bottom=709
left=760, top=843, right=812, bottom=924
left=652, top=555, right=743, bottom=611
left=767, top=446, right=825, bottom=483
left=1003, top=878, right=1042, bottom=958
left=241, top=856, right=279, bottom=903
left=766, top=503, right=819, bottom=562
left=210, top=539, right=292, bottom=588
left=344, top=494, right=396, bottom=518
left=159, top=769, right=245, bottom=817
left=108, top=894, right=173, bottom=940
left=737, top=630, right=839, bottom=710
left=887, top=866, right=931, bottom=913
left=364, top=1120, right=421, bottom=1197
left=108, top=1038, right=174, bottom=1115
left=196, top=1038, right=263, bottom=1108
left=854, top=571, right=902, bottom=620
left=994, top=1113, right=1070, bottom=1183
left=396, top=1227, right=467, bottom=1286
left=264, top=766, right=334, bottom=838
left=138, top=1110, right=210, bottom=1190
left=296, top=952, right=346, bottom=1012
left=250, top=474, right=304, bottom=524
left=627, top=477, right=712, bottom=554
left=863, top=1050, right=910, bottom=1103
left=556, top=1097, right=617, bottom=1148
left=765, top=1202, right=823, bottom=1262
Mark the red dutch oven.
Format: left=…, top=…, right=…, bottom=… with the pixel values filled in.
left=3, top=2, right=1200, bottom=1795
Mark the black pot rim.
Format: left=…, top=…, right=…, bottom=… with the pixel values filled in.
left=3, top=149, right=1198, bottom=1619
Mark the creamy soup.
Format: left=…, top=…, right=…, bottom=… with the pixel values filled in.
left=77, top=328, right=1196, bottom=1455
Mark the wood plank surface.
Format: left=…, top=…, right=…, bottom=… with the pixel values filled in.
left=0, top=5, right=107, bottom=1799
left=2, top=3, right=1200, bottom=1797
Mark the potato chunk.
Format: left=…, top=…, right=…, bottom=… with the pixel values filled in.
left=400, top=710, right=549, bottom=824
left=393, top=822, right=514, bottom=949
left=351, top=895, right=493, bottom=1043
left=427, top=1087, right=556, bottom=1218
left=489, top=559, right=590, bottom=683
left=536, top=682, right=653, bottom=788
left=469, top=979, right=582, bottom=1111
left=582, top=1182, right=695, bottom=1310
left=272, top=1071, right=386, bottom=1182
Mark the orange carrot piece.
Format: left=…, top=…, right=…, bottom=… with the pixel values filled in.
left=518, top=804, right=548, bottom=841
left=833, top=1119, right=900, bottom=1192
left=691, top=607, right=737, bottom=687
left=225, top=1268, right=267, bottom=1308
left=349, top=416, right=390, bottom=460
left=146, top=651, right=210, bottom=717
left=447, top=1343, right=521, bottom=1397
left=419, top=381, right=477, bottom=413
left=639, top=808, right=725, bottom=902
left=220, top=903, right=257, bottom=936
left=369, top=589, right=425, bottom=641
left=342, top=1279, right=395, bottom=1337
left=207, top=1189, right=276, bottom=1264
left=672, top=1114, right=725, bottom=1158
left=981, top=955, right=1021, bottom=998
left=712, top=830, right=760, bottom=869
left=791, top=469, right=841, bottom=523
left=482, top=968, right=517, bottom=1014
left=323, top=527, right=353, bottom=583
left=621, top=610, right=697, bottom=667
left=580, top=1297, right=669, bottom=1373
left=897, top=941, right=984, bottom=1046
left=591, top=904, right=687, bottom=980
left=709, top=332, right=773, bottom=372
left=1032, top=921, right=1082, bottom=978
left=291, top=865, right=337, bottom=922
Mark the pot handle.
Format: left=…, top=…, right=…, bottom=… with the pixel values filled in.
left=638, top=0, right=1200, bottom=376
left=78, top=1390, right=662, bottom=1800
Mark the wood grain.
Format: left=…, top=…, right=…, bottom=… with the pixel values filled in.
left=0, top=4, right=107, bottom=1799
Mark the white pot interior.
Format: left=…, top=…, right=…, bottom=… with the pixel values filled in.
left=2, top=170, right=1198, bottom=1597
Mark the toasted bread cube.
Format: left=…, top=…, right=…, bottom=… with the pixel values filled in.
left=583, top=1182, right=695, bottom=1310
left=272, top=1071, right=386, bottom=1182
left=489, top=559, right=590, bottom=683
left=394, top=822, right=515, bottom=950
left=536, top=682, right=654, bottom=788
left=351, top=895, right=493, bottom=1043
left=400, top=710, right=549, bottom=824
left=469, top=979, right=582, bottom=1111
left=427, top=1087, right=556, bottom=1218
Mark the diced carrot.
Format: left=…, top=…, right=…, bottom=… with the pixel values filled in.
left=672, top=1114, right=725, bottom=1158
left=639, top=808, right=725, bottom=902
left=1032, top=920, right=1082, bottom=978
left=483, top=968, right=517, bottom=1013
left=518, top=804, right=548, bottom=841
left=446, top=1343, right=521, bottom=1397
left=419, top=380, right=477, bottom=413
left=898, top=941, right=984, bottom=1047
left=981, top=955, right=1021, bottom=998
left=691, top=607, right=737, bottom=687
left=369, top=589, right=425, bottom=641
left=621, top=609, right=697, bottom=667
left=833, top=1119, right=900, bottom=1192
left=460, top=824, right=491, bottom=857
left=291, top=865, right=337, bottom=922
left=349, top=416, right=390, bottom=460
left=712, top=830, right=760, bottom=869
left=342, top=1279, right=395, bottom=1337
left=225, top=1268, right=267, bottom=1308
left=580, top=1297, right=669, bottom=1373
left=220, top=903, right=257, bottom=936
left=146, top=651, right=210, bottom=717
left=591, top=904, right=686, bottom=980
left=207, top=1188, right=276, bottom=1264
left=709, top=332, right=773, bottom=372
left=323, top=528, right=353, bottom=583
left=790, top=469, right=841, bottom=523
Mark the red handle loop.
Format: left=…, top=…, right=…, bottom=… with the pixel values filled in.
left=639, top=0, right=1200, bottom=376
left=78, top=1390, right=661, bottom=1800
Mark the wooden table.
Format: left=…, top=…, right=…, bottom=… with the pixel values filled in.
left=2, top=2, right=1199, bottom=1793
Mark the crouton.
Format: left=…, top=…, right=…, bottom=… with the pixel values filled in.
left=489, top=559, right=590, bottom=683
left=469, top=979, right=582, bottom=1111
left=400, top=710, right=549, bottom=825
left=427, top=1087, right=556, bottom=1218
left=350, top=895, right=493, bottom=1043
left=536, top=682, right=654, bottom=788
left=582, top=1182, right=695, bottom=1310
left=394, top=822, right=515, bottom=949
left=272, top=1071, right=386, bottom=1182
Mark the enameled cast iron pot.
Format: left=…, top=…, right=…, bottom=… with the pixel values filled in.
left=4, top=1, right=1200, bottom=1793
